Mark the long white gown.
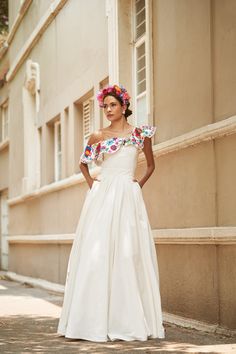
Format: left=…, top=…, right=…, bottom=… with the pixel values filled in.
left=57, top=125, right=165, bottom=342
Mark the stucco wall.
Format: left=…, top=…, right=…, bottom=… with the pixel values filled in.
left=136, top=142, right=216, bottom=229
left=216, top=135, right=236, bottom=225
left=158, top=243, right=236, bottom=329
left=0, top=148, right=9, bottom=191
left=9, top=183, right=88, bottom=235
left=153, top=0, right=212, bottom=142
left=213, top=0, right=236, bottom=121
left=7, top=0, right=108, bottom=198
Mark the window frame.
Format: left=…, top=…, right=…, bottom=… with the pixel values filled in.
left=0, top=101, right=9, bottom=143
left=132, top=0, right=153, bottom=126
left=54, top=120, right=62, bottom=182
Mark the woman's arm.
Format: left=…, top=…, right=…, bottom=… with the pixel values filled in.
left=79, top=131, right=102, bottom=189
left=135, top=137, right=155, bottom=188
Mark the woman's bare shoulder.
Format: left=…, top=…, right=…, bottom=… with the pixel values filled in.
left=87, top=129, right=104, bottom=145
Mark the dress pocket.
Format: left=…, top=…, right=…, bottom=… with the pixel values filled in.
left=133, top=180, right=141, bottom=190
left=90, top=179, right=100, bottom=191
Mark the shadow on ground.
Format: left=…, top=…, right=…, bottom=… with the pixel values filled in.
left=0, top=316, right=236, bottom=354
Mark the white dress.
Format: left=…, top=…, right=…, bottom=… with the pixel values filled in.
left=57, top=125, right=165, bottom=342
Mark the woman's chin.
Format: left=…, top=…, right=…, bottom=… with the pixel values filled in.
left=106, top=115, right=122, bottom=122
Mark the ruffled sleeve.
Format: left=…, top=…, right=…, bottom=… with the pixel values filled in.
left=79, top=142, right=101, bottom=164
left=140, top=124, right=157, bottom=138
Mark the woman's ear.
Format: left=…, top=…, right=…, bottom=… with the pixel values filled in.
left=122, top=104, right=127, bottom=113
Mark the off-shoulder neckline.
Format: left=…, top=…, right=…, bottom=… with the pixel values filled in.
left=90, top=125, right=138, bottom=147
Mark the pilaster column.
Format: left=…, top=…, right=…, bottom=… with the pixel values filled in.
left=106, top=0, right=119, bottom=84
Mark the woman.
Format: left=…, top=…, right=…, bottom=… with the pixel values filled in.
left=57, top=84, right=165, bottom=342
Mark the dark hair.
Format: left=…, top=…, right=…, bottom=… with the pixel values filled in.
left=103, top=93, right=133, bottom=119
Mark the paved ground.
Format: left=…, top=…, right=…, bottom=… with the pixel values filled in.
left=0, top=275, right=235, bottom=354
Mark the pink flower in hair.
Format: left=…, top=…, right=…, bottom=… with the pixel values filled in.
left=96, top=84, right=131, bottom=107
left=123, top=92, right=130, bottom=100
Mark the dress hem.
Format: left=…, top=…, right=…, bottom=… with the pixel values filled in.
left=57, top=330, right=165, bottom=342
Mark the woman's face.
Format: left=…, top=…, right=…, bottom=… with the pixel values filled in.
left=103, top=95, right=126, bottom=122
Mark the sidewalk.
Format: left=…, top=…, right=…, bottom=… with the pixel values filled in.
left=0, top=275, right=235, bottom=354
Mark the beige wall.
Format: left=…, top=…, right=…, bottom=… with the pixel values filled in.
left=137, top=141, right=216, bottom=229
left=7, top=0, right=108, bottom=198
left=9, top=183, right=89, bottom=235
left=0, top=148, right=9, bottom=191
left=8, top=0, right=22, bottom=29
left=213, top=0, right=236, bottom=121
left=218, top=245, right=236, bottom=329
left=8, top=0, right=52, bottom=60
left=216, top=135, right=236, bottom=226
left=153, top=0, right=212, bottom=142
left=158, top=244, right=236, bottom=329
left=9, top=243, right=71, bottom=285
left=8, top=69, right=25, bottom=198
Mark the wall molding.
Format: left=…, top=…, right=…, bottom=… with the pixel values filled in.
left=7, top=115, right=236, bottom=206
left=163, top=311, right=236, bottom=338
left=7, top=233, right=74, bottom=244
left=7, top=227, right=236, bottom=245
left=152, top=115, right=236, bottom=158
left=0, top=270, right=64, bottom=293
left=0, top=0, right=33, bottom=60
left=7, top=168, right=100, bottom=206
left=8, top=0, right=32, bottom=44
left=6, top=0, right=68, bottom=82
left=153, top=226, right=236, bottom=245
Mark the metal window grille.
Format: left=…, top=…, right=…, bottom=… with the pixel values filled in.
left=83, top=98, right=94, bottom=148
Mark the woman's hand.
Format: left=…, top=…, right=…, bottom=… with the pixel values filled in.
left=87, top=178, right=96, bottom=189
left=88, top=178, right=95, bottom=189
left=79, top=162, right=101, bottom=190
left=89, top=177, right=100, bottom=189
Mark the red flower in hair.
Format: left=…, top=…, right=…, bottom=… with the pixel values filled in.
left=96, top=84, right=131, bottom=107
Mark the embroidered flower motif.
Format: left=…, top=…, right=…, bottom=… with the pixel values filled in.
left=79, top=125, right=156, bottom=164
left=84, top=145, right=92, bottom=156
left=107, top=139, right=115, bottom=146
left=134, top=127, right=142, bottom=137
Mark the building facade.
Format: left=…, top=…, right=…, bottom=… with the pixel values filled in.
left=0, top=0, right=236, bottom=333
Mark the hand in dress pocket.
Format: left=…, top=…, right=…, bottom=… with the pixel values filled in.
left=132, top=179, right=142, bottom=189
left=90, top=178, right=101, bottom=189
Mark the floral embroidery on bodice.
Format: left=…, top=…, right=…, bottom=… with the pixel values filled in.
left=80, top=125, right=156, bottom=164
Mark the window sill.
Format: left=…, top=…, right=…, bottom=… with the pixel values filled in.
left=8, top=165, right=101, bottom=206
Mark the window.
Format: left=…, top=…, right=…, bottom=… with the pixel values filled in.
left=54, top=120, right=62, bottom=181
left=0, top=103, right=9, bottom=143
left=83, top=98, right=94, bottom=148
left=133, top=0, right=152, bottom=125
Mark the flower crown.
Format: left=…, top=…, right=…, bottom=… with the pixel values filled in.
left=96, top=84, right=131, bottom=108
